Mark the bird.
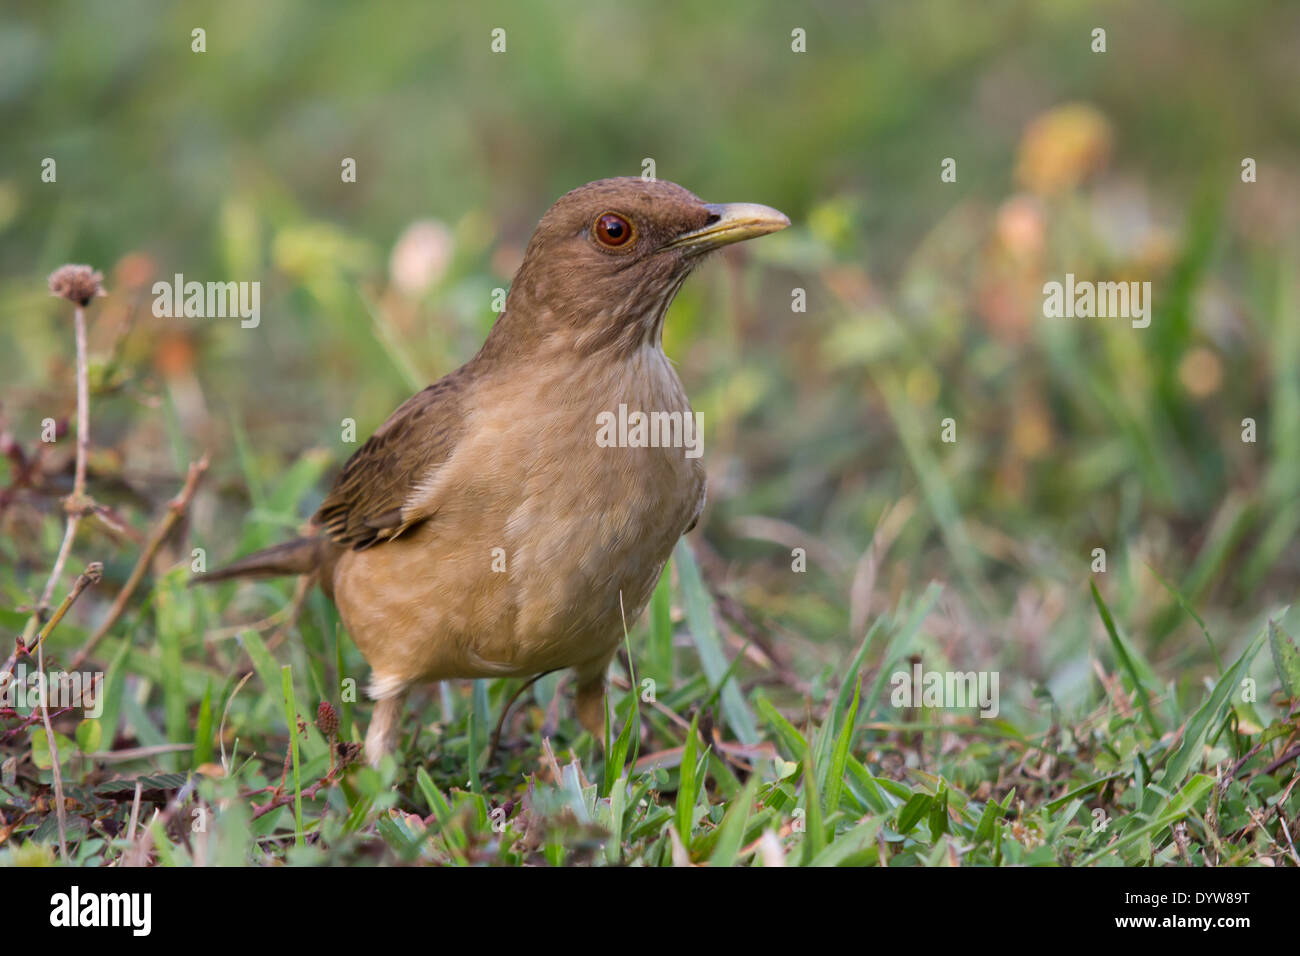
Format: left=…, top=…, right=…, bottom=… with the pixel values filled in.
left=197, top=177, right=789, bottom=765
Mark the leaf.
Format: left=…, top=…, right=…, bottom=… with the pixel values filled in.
left=824, top=680, right=860, bottom=813
left=31, top=814, right=87, bottom=845
left=1090, top=582, right=1160, bottom=735
left=154, top=569, right=194, bottom=769
left=675, top=710, right=703, bottom=842
left=1268, top=619, right=1300, bottom=698
left=807, top=817, right=881, bottom=867
left=416, top=767, right=453, bottom=823
left=756, top=695, right=807, bottom=757
left=800, top=736, right=826, bottom=864
left=1148, top=625, right=1266, bottom=814
left=829, top=619, right=879, bottom=734
left=75, top=719, right=101, bottom=754
left=605, top=621, right=644, bottom=798
left=604, top=684, right=639, bottom=799
left=896, top=792, right=932, bottom=835
left=95, top=638, right=131, bottom=751
left=94, top=772, right=190, bottom=800
left=647, top=562, right=674, bottom=684
left=467, top=679, right=488, bottom=793
left=604, top=772, right=629, bottom=865
left=972, top=797, right=1006, bottom=844
left=928, top=785, right=949, bottom=838
left=240, top=628, right=283, bottom=701
left=845, top=760, right=898, bottom=814
left=30, top=728, right=74, bottom=769
left=675, top=541, right=759, bottom=745
left=192, top=680, right=215, bottom=769
left=376, top=812, right=422, bottom=859
left=708, top=773, right=760, bottom=867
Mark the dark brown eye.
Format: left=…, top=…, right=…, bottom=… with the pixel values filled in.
left=594, top=212, right=633, bottom=247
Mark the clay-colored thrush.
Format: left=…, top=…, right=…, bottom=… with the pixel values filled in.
left=200, top=178, right=789, bottom=763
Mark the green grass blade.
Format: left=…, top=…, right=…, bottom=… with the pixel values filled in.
left=708, top=773, right=760, bottom=867
left=675, top=710, right=703, bottom=843
left=1147, top=624, right=1266, bottom=813
left=1090, top=581, right=1160, bottom=735
left=824, top=680, right=860, bottom=814
left=675, top=541, right=759, bottom=745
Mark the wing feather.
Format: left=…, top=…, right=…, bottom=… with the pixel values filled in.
left=314, top=368, right=470, bottom=550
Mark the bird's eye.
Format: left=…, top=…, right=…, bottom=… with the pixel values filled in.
left=593, top=212, right=634, bottom=248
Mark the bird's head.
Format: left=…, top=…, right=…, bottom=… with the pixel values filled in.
left=490, top=177, right=789, bottom=358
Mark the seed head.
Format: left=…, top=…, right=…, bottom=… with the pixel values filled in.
left=316, top=701, right=339, bottom=737
left=47, top=264, right=105, bottom=307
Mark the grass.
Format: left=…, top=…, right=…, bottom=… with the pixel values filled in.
left=5, top=198, right=1299, bottom=864
left=3, top=508, right=1298, bottom=865
left=5, top=186, right=1300, bottom=866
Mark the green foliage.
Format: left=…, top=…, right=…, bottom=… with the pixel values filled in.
left=3, top=549, right=1291, bottom=867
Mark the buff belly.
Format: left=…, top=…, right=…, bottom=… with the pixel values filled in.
left=332, top=345, right=705, bottom=698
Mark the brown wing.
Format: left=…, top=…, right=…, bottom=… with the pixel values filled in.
left=314, top=367, right=470, bottom=551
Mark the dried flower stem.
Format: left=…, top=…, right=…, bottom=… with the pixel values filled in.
left=5, top=299, right=97, bottom=691
left=11, top=269, right=107, bottom=863
left=0, top=549, right=104, bottom=696
left=73, top=303, right=89, bottom=503
left=19, top=304, right=93, bottom=650
left=33, top=562, right=102, bottom=863
left=68, top=454, right=209, bottom=671
left=33, top=562, right=102, bottom=656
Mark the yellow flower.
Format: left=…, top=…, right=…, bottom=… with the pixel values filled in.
left=1015, top=103, right=1113, bottom=195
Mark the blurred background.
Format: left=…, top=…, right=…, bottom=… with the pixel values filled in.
left=3, top=0, right=1300, bottom=727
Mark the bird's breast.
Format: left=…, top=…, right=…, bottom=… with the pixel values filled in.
left=460, top=347, right=705, bottom=666
left=335, top=346, right=706, bottom=684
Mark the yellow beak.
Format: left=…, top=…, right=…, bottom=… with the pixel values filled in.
left=664, top=202, right=790, bottom=251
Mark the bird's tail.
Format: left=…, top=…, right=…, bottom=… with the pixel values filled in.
left=193, top=537, right=326, bottom=585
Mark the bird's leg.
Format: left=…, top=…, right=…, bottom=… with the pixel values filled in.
left=364, top=681, right=410, bottom=767
left=574, top=656, right=614, bottom=744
